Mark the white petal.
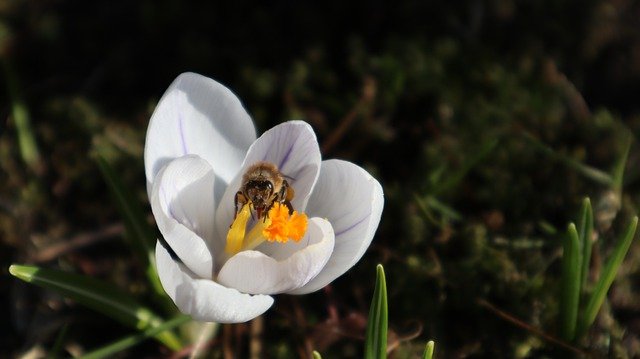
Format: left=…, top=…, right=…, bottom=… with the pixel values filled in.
left=155, top=242, right=273, bottom=323
left=151, top=156, right=217, bottom=279
left=288, top=160, right=384, bottom=294
left=217, top=218, right=334, bottom=295
left=144, top=72, right=256, bottom=194
left=214, top=121, right=322, bottom=262
left=243, top=121, right=321, bottom=211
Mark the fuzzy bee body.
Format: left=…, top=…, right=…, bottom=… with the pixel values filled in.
left=235, top=161, right=294, bottom=220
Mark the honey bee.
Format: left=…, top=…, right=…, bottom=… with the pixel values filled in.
left=235, top=161, right=294, bottom=220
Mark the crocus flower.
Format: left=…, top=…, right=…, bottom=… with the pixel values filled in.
left=145, top=73, right=384, bottom=323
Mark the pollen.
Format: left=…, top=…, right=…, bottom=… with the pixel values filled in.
left=263, top=203, right=308, bottom=243
left=225, top=202, right=309, bottom=257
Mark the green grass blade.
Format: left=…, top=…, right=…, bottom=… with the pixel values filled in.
left=80, top=315, right=190, bottom=359
left=577, top=198, right=594, bottom=290
left=312, top=350, right=322, bottom=359
left=414, top=194, right=462, bottom=228
left=425, top=196, right=462, bottom=221
left=559, top=223, right=581, bottom=342
left=365, top=264, right=388, bottom=359
left=2, top=58, right=41, bottom=171
left=94, top=154, right=166, bottom=302
left=422, top=341, right=435, bottom=359
left=47, top=323, right=69, bottom=359
left=523, top=132, right=614, bottom=186
left=8, top=264, right=182, bottom=350
left=578, top=216, right=638, bottom=337
left=611, top=132, right=632, bottom=193
left=432, top=137, right=499, bottom=196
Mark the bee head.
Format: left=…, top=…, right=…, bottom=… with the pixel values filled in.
left=245, top=180, right=274, bottom=215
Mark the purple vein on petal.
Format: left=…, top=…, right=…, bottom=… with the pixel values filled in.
left=178, top=113, right=188, bottom=155
left=163, top=187, right=197, bottom=232
left=261, top=138, right=272, bottom=162
left=335, top=212, right=371, bottom=237
left=278, top=124, right=298, bottom=169
left=279, top=142, right=295, bottom=169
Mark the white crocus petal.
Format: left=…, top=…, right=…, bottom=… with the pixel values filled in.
left=242, top=120, right=321, bottom=212
left=217, top=218, right=334, bottom=295
left=155, top=242, right=273, bottom=323
left=144, top=72, right=256, bottom=195
left=288, top=160, right=384, bottom=294
left=214, top=121, right=322, bottom=260
left=150, top=155, right=216, bottom=279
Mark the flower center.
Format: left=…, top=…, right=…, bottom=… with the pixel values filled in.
left=225, top=202, right=308, bottom=256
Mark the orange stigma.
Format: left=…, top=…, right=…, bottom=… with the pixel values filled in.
left=262, top=203, right=308, bottom=243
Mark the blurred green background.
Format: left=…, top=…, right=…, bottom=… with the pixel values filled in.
left=2, top=0, right=640, bottom=357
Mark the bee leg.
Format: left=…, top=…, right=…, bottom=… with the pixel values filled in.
left=283, top=200, right=294, bottom=215
left=277, top=180, right=288, bottom=201
left=279, top=180, right=295, bottom=215
left=234, top=191, right=247, bottom=221
left=284, top=180, right=295, bottom=202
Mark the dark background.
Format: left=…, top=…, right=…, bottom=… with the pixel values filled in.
left=2, top=0, right=640, bottom=357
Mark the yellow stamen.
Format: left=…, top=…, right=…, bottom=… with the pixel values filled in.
left=243, top=217, right=272, bottom=250
left=225, top=202, right=309, bottom=256
left=225, top=203, right=251, bottom=254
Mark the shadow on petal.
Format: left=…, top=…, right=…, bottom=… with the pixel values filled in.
left=289, top=159, right=384, bottom=294
left=151, top=156, right=217, bottom=279
left=217, top=218, right=335, bottom=295
left=156, top=241, right=273, bottom=323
